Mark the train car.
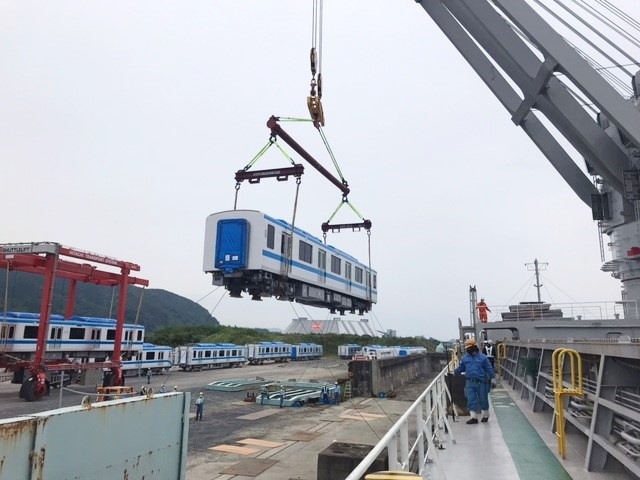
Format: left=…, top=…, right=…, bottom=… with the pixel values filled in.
left=203, top=209, right=377, bottom=315
left=395, top=346, right=427, bottom=356
left=291, top=343, right=323, bottom=360
left=360, top=345, right=395, bottom=360
left=122, top=343, right=173, bottom=375
left=246, top=341, right=292, bottom=365
left=338, top=344, right=361, bottom=359
left=174, top=343, right=247, bottom=371
left=0, top=312, right=145, bottom=360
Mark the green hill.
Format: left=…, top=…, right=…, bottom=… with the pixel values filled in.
left=0, top=271, right=218, bottom=331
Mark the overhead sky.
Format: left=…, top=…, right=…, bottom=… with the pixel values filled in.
left=2, top=1, right=639, bottom=341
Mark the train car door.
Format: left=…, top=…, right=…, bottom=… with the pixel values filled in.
left=345, top=262, right=352, bottom=292
left=280, top=232, right=292, bottom=275
left=215, top=219, right=249, bottom=272
left=49, top=326, right=63, bottom=350
left=317, top=248, right=327, bottom=284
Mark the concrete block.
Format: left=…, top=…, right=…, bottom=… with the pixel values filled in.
left=317, top=442, right=387, bottom=480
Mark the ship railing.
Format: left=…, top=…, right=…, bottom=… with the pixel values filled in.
left=488, top=300, right=638, bottom=322
left=345, top=364, right=454, bottom=480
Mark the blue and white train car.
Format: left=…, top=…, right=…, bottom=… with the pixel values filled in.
left=291, top=343, right=323, bottom=360
left=246, top=341, right=292, bottom=365
left=203, top=210, right=377, bottom=315
left=395, top=346, right=427, bottom=356
left=338, top=344, right=361, bottom=359
left=360, top=345, right=395, bottom=360
left=0, top=312, right=145, bottom=358
left=122, top=343, right=173, bottom=375
left=174, top=343, right=247, bottom=371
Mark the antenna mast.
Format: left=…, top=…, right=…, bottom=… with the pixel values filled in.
left=525, top=259, right=548, bottom=303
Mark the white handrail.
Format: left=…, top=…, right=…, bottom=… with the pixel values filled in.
left=345, top=364, right=455, bottom=479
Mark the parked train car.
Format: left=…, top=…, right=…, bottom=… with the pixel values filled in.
left=203, top=209, right=377, bottom=315
left=338, top=344, right=361, bottom=359
left=122, top=343, right=173, bottom=375
left=174, top=343, right=247, bottom=371
left=395, top=346, right=427, bottom=356
left=291, top=343, right=323, bottom=360
left=359, top=345, right=395, bottom=360
left=0, top=312, right=145, bottom=361
left=246, top=341, right=292, bottom=365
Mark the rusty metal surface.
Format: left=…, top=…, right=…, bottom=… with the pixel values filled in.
left=0, top=393, right=190, bottom=480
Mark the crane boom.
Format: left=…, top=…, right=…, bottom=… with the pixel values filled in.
left=415, top=0, right=640, bottom=317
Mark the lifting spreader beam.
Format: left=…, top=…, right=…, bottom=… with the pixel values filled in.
left=267, top=116, right=350, bottom=196
left=321, top=220, right=372, bottom=233
left=235, top=164, right=304, bottom=183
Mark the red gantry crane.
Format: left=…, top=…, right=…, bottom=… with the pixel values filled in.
left=0, top=242, right=148, bottom=401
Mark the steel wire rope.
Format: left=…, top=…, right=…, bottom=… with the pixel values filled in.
left=506, top=3, right=633, bottom=97
left=581, top=0, right=640, bottom=49
left=286, top=301, right=392, bottom=435
left=538, top=273, right=580, bottom=302
left=285, top=301, right=321, bottom=384
left=208, top=290, right=228, bottom=316
left=233, top=138, right=296, bottom=210
left=502, top=273, right=538, bottom=306
left=548, top=0, right=639, bottom=77
left=596, top=0, right=640, bottom=32
left=193, top=286, right=223, bottom=305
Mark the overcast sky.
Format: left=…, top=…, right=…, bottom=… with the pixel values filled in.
left=2, top=1, right=639, bottom=341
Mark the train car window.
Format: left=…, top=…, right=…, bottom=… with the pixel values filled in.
left=299, top=240, right=313, bottom=263
left=137, top=330, right=143, bottom=341
left=24, top=326, right=39, bottom=339
left=91, top=329, right=101, bottom=340
left=345, top=262, right=352, bottom=280
left=373, top=274, right=377, bottom=289
left=146, top=352, right=154, bottom=360
left=355, top=267, right=363, bottom=283
left=107, top=329, right=116, bottom=340
left=69, top=327, right=84, bottom=340
left=205, top=350, right=211, bottom=358
left=267, top=224, right=275, bottom=249
left=331, top=255, right=341, bottom=274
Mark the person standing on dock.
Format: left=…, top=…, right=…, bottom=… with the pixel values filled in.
left=195, top=392, right=204, bottom=420
left=333, top=382, right=341, bottom=405
left=454, top=338, right=496, bottom=424
left=476, top=298, right=491, bottom=323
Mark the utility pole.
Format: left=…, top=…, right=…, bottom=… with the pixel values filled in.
left=525, top=259, right=548, bottom=303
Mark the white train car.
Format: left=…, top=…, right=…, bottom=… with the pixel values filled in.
left=0, top=312, right=145, bottom=358
left=203, top=210, right=377, bottom=315
left=360, top=345, right=395, bottom=360
left=338, top=344, right=361, bottom=359
left=122, top=343, right=173, bottom=375
left=395, top=346, right=427, bottom=356
left=174, top=343, right=247, bottom=371
left=246, top=341, right=292, bottom=365
left=291, top=343, right=323, bottom=360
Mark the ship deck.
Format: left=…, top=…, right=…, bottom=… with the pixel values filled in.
left=187, top=381, right=631, bottom=479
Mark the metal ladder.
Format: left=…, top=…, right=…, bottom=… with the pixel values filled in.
left=344, top=380, right=352, bottom=400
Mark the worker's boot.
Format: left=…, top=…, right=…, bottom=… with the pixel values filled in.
left=481, top=410, right=489, bottom=422
left=466, top=412, right=478, bottom=425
